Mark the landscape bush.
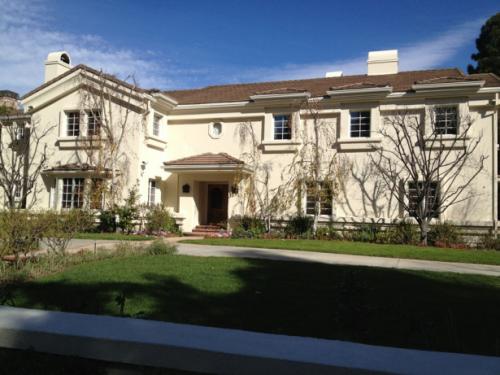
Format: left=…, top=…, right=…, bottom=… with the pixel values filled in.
left=0, top=210, right=48, bottom=259
left=44, top=210, right=95, bottom=255
left=428, top=221, right=461, bottom=247
left=229, top=215, right=265, bottom=238
left=285, top=215, right=313, bottom=237
left=144, top=205, right=179, bottom=234
left=145, top=239, right=177, bottom=255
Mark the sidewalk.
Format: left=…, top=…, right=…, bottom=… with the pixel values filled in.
left=176, top=243, right=500, bottom=277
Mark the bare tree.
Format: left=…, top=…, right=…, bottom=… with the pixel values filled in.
left=370, top=107, right=486, bottom=245
left=338, top=159, right=398, bottom=219
left=236, top=121, right=288, bottom=230
left=0, top=114, right=55, bottom=209
left=76, top=69, right=147, bottom=207
left=283, top=99, right=348, bottom=233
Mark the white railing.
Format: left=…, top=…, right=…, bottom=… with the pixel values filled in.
left=0, top=306, right=499, bottom=374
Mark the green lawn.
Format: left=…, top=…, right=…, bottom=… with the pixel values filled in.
left=182, top=238, right=500, bottom=265
left=74, top=232, right=156, bottom=241
left=7, top=254, right=500, bottom=356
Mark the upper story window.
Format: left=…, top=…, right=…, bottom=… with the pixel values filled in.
left=148, top=179, right=157, bottom=205
left=273, top=114, right=291, bottom=140
left=153, top=114, right=162, bottom=137
left=408, top=181, right=439, bottom=218
left=62, top=177, right=84, bottom=209
left=87, top=110, right=101, bottom=136
left=434, top=107, right=457, bottom=135
left=209, top=122, right=223, bottom=138
left=350, top=111, right=371, bottom=138
left=306, top=182, right=333, bottom=216
left=66, top=111, right=80, bottom=137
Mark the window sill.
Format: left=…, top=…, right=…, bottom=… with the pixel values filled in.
left=57, top=136, right=105, bottom=149
left=145, top=135, right=167, bottom=150
left=423, top=136, right=469, bottom=150
left=261, top=140, right=300, bottom=153
left=337, top=137, right=382, bottom=151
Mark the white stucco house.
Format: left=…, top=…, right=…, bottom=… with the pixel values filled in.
left=2, top=50, right=500, bottom=233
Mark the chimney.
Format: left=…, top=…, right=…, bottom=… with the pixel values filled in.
left=44, top=51, right=72, bottom=82
left=0, top=90, right=19, bottom=111
left=367, top=50, right=398, bottom=76
left=325, top=71, right=343, bottom=78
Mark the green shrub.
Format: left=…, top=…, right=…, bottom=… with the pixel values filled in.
left=98, top=210, right=117, bottom=232
left=285, top=215, right=313, bottom=237
left=0, top=210, right=48, bottom=258
left=145, top=239, right=177, bottom=255
left=385, top=220, right=419, bottom=245
left=428, top=221, right=461, bottom=247
left=145, top=205, right=179, bottom=234
left=351, top=224, right=379, bottom=243
left=229, top=215, right=265, bottom=238
left=315, top=225, right=342, bottom=240
left=44, top=210, right=96, bottom=255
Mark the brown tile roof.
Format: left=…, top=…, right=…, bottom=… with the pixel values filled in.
left=164, top=68, right=475, bottom=104
left=22, top=63, right=500, bottom=105
left=164, top=153, right=244, bottom=166
left=22, top=64, right=145, bottom=100
left=43, top=163, right=112, bottom=172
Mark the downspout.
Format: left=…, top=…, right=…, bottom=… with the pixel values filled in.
left=494, top=94, right=499, bottom=237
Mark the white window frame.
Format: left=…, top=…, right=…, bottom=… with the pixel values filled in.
left=87, top=110, right=101, bottom=136
left=273, top=114, right=292, bottom=140
left=434, top=106, right=458, bottom=135
left=305, top=181, right=333, bottom=217
left=349, top=110, right=371, bottom=138
left=153, top=114, right=162, bottom=137
left=148, top=179, right=157, bottom=205
left=66, top=111, right=81, bottom=137
left=61, top=177, right=84, bottom=209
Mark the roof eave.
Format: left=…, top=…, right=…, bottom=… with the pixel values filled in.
left=412, top=81, right=485, bottom=92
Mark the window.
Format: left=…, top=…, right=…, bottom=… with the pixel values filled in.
left=306, top=182, right=333, bottom=216
left=15, top=126, right=25, bottom=141
left=408, top=181, right=439, bottom=218
left=350, top=111, right=371, bottom=138
left=67, top=112, right=80, bottom=137
left=434, top=107, right=457, bottom=135
left=90, top=178, right=104, bottom=210
left=153, top=114, right=161, bottom=137
left=87, top=110, right=101, bottom=136
left=148, top=179, right=156, bottom=205
left=62, top=178, right=84, bottom=209
left=209, top=122, right=223, bottom=138
left=273, top=115, right=291, bottom=140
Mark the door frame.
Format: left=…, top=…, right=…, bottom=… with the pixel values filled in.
left=206, top=183, right=229, bottom=225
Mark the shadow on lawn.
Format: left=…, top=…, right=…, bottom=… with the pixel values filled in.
left=6, top=256, right=500, bottom=357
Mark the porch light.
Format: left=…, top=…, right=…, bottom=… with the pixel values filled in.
left=182, top=184, right=190, bottom=193
left=231, top=184, right=239, bottom=194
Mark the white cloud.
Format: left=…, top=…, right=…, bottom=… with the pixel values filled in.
left=226, top=18, right=483, bottom=83
left=0, top=1, right=485, bottom=94
left=0, top=0, right=174, bottom=95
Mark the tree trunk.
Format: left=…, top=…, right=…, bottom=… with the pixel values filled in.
left=419, top=219, right=429, bottom=246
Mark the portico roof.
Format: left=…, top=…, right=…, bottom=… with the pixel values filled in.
left=164, top=153, right=252, bottom=173
left=43, top=163, right=114, bottom=175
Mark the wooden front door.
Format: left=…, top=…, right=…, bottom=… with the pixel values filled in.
left=207, top=184, right=228, bottom=225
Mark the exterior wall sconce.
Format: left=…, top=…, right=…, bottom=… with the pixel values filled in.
left=182, top=184, right=190, bottom=193
left=231, top=184, right=239, bottom=194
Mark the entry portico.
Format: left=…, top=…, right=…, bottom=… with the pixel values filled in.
left=164, top=153, right=252, bottom=232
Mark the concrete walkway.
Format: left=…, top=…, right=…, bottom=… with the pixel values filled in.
left=176, top=243, right=500, bottom=277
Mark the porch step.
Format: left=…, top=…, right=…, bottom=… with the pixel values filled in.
left=185, top=225, right=226, bottom=237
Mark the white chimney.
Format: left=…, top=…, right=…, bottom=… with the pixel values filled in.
left=367, top=50, right=398, bottom=76
left=44, top=51, right=72, bottom=82
left=325, top=71, right=343, bottom=78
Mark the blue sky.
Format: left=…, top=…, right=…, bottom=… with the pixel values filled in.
left=0, top=0, right=498, bottom=94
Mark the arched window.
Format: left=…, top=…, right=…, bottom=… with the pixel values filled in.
left=209, top=122, right=223, bottom=138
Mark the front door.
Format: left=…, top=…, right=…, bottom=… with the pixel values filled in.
left=207, top=184, right=228, bottom=225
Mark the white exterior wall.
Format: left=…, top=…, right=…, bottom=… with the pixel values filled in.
left=15, top=67, right=500, bottom=232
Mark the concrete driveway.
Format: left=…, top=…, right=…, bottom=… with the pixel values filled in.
left=176, top=243, right=500, bottom=277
